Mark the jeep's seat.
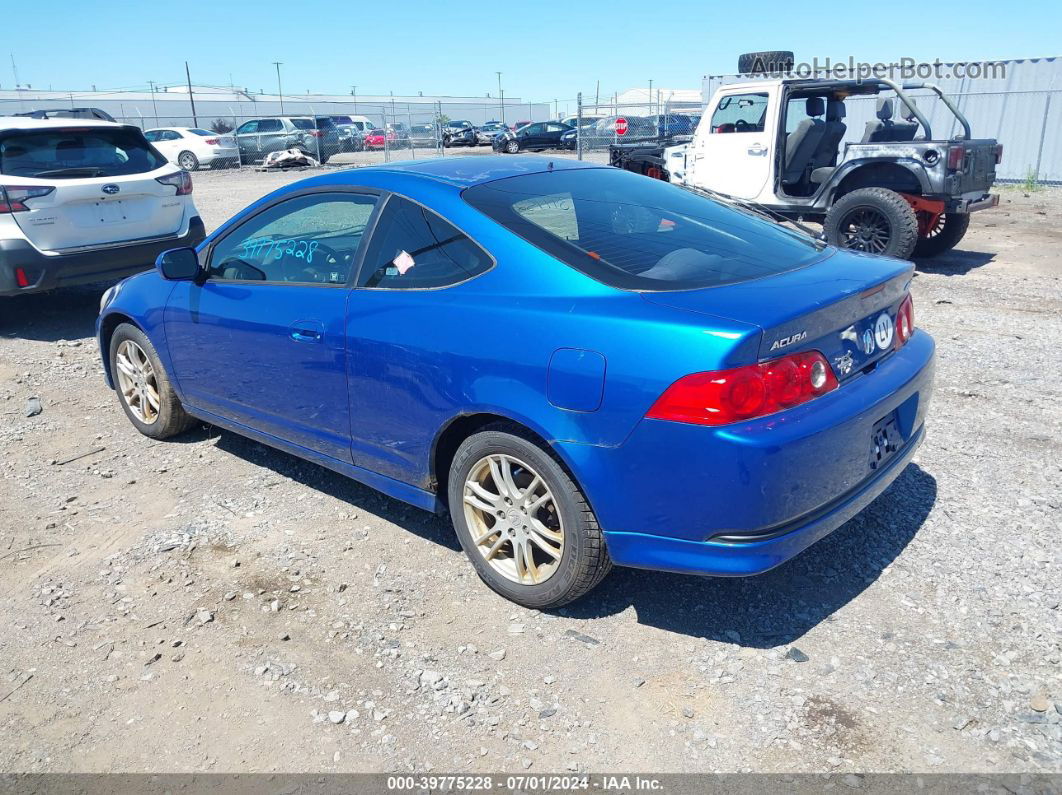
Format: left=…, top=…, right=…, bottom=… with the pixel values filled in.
left=862, top=98, right=899, bottom=143
left=781, top=97, right=826, bottom=186
left=890, top=99, right=920, bottom=141
left=813, top=99, right=847, bottom=170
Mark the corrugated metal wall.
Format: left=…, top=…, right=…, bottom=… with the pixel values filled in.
left=702, top=57, right=1062, bottom=184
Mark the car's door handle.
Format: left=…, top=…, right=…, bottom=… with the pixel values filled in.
left=289, top=321, right=324, bottom=343
left=747, top=144, right=768, bottom=155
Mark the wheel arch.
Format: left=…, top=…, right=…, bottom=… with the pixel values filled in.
left=429, top=411, right=587, bottom=511
left=827, top=160, right=930, bottom=204
left=98, top=311, right=140, bottom=389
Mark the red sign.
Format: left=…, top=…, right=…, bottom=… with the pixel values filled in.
left=615, top=117, right=628, bottom=136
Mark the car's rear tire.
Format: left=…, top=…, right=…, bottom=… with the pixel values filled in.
left=177, top=151, right=199, bottom=171
left=109, top=323, right=196, bottom=440
left=447, top=425, right=612, bottom=609
left=505, top=140, right=520, bottom=154
left=913, top=212, right=970, bottom=257
left=824, top=187, right=919, bottom=260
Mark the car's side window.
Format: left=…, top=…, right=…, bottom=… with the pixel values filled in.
left=236, top=121, right=258, bottom=135
left=206, top=193, right=378, bottom=285
left=358, top=197, right=492, bottom=289
left=144, top=131, right=161, bottom=142
left=258, top=119, right=283, bottom=133
left=710, top=92, right=769, bottom=134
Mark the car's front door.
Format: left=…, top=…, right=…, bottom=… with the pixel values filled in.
left=689, top=90, right=774, bottom=199
left=519, top=123, right=546, bottom=149
left=164, top=190, right=380, bottom=461
left=235, top=120, right=260, bottom=159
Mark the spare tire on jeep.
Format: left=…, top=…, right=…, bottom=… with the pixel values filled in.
left=738, top=51, right=795, bottom=75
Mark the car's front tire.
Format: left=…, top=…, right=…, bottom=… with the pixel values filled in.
left=109, top=323, right=195, bottom=440
left=447, top=426, right=612, bottom=609
left=505, top=140, right=520, bottom=154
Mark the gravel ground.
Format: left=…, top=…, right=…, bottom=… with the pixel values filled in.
left=0, top=164, right=1059, bottom=774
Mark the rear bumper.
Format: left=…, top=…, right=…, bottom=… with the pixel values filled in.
left=602, top=422, right=924, bottom=576
left=0, top=215, right=205, bottom=296
left=559, top=331, right=936, bottom=577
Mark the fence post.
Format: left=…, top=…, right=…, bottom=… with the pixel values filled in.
left=577, top=92, right=583, bottom=161
left=232, top=107, right=243, bottom=170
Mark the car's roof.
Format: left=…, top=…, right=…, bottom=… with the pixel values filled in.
left=0, top=116, right=127, bottom=132
left=355, top=155, right=607, bottom=187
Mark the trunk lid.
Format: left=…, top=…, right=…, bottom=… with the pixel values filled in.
left=642, top=247, right=914, bottom=381
left=9, top=170, right=186, bottom=252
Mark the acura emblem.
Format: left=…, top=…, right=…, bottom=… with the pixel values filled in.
left=102, top=184, right=120, bottom=195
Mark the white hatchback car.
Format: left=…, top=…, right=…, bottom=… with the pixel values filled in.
left=0, top=117, right=205, bottom=296
left=144, top=127, right=238, bottom=171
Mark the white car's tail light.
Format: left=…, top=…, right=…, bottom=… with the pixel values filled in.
left=0, top=185, right=55, bottom=213
left=156, top=171, right=193, bottom=195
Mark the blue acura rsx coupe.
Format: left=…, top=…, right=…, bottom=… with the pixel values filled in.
left=97, top=156, right=934, bottom=609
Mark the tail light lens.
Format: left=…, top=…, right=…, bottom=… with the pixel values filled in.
left=947, top=145, right=966, bottom=171
left=646, top=350, right=839, bottom=427
left=0, top=185, right=55, bottom=213
left=994, top=144, right=1004, bottom=164
left=156, top=170, right=193, bottom=195
left=204, top=137, right=219, bottom=145
left=309, top=130, right=324, bottom=138
left=15, top=267, right=31, bottom=287
left=895, top=294, right=915, bottom=348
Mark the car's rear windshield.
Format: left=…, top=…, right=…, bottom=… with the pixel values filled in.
left=189, top=128, right=215, bottom=136
left=0, top=127, right=167, bottom=178
left=463, top=168, right=826, bottom=292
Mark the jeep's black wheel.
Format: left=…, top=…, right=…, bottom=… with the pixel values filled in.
left=824, top=188, right=919, bottom=259
left=738, top=50, right=795, bottom=74
left=913, top=213, right=970, bottom=257
left=448, top=425, right=611, bottom=609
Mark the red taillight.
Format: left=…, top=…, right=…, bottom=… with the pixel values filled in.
left=309, top=130, right=324, bottom=138
left=646, top=350, right=839, bottom=426
left=0, top=185, right=55, bottom=213
left=15, top=267, right=30, bottom=287
left=994, top=144, right=1004, bottom=164
left=947, top=145, right=966, bottom=171
left=156, top=170, right=193, bottom=195
left=895, top=294, right=915, bottom=348
left=204, top=137, right=219, bottom=145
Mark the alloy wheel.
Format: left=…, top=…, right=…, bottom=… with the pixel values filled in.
left=462, top=454, right=564, bottom=585
left=839, top=207, right=892, bottom=253
left=114, top=340, right=161, bottom=424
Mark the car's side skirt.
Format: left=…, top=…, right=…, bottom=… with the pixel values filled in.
left=184, top=405, right=442, bottom=513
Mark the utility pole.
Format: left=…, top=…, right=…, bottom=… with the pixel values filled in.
left=351, top=85, right=357, bottom=114
left=10, top=53, right=20, bottom=88
left=595, top=80, right=600, bottom=110
left=648, top=79, right=653, bottom=115
left=185, top=61, right=198, bottom=127
left=272, top=61, right=284, bottom=114
left=554, top=98, right=558, bottom=120
left=496, top=71, right=504, bottom=124
left=147, top=80, right=159, bottom=126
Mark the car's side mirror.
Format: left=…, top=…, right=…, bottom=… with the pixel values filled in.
left=156, top=247, right=201, bottom=281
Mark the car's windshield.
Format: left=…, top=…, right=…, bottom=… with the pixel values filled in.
left=463, top=168, right=827, bottom=292
left=0, top=127, right=167, bottom=178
